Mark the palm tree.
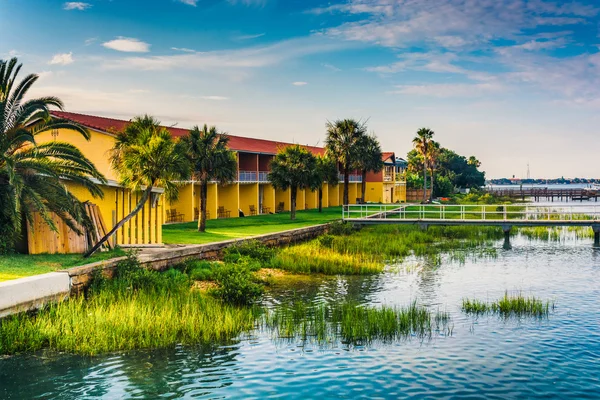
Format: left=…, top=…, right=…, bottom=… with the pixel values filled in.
left=427, top=140, right=441, bottom=201
left=315, top=155, right=339, bottom=212
left=180, top=125, right=237, bottom=232
left=353, top=134, right=383, bottom=203
left=468, top=156, right=481, bottom=168
left=84, top=116, right=190, bottom=257
left=268, top=145, right=318, bottom=220
left=325, top=119, right=367, bottom=205
left=412, top=128, right=435, bottom=203
left=0, top=57, right=106, bottom=252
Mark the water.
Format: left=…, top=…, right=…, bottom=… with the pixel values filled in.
left=2, top=235, right=600, bottom=398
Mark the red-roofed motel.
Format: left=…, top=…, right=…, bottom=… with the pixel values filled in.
left=41, top=112, right=407, bottom=248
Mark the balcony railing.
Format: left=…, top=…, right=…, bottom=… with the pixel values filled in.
left=238, top=171, right=257, bottom=182
left=259, top=171, right=269, bottom=182
left=339, top=174, right=363, bottom=183
left=384, top=174, right=394, bottom=182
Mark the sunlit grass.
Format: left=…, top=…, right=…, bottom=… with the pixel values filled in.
left=462, top=292, right=554, bottom=317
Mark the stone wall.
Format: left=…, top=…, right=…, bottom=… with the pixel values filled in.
left=66, top=223, right=329, bottom=295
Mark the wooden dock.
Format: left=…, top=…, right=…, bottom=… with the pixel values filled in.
left=485, top=188, right=599, bottom=202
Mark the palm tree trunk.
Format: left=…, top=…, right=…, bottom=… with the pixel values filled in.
left=318, top=187, right=323, bottom=212
left=290, top=186, right=297, bottom=220
left=343, top=164, right=349, bottom=205
left=361, top=169, right=367, bottom=203
left=198, top=180, right=208, bottom=232
left=430, top=168, right=435, bottom=202
left=423, top=163, right=427, bottom=203
left=84, top=185, right=153, bottom=258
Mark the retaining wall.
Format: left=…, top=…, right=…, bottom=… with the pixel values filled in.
left=0, top=224, right=329, bottom=316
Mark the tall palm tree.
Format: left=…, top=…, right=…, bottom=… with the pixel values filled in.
left=325, top=119, right=367, bottom=205
left=180, top=125, right=237, bottom=232
left=0, top=57, right=106, bottom=252
left=84, top=116, right=190, bottom=256
left=427, top=140, right=441, bottom=201
left=353, top=134, right=383, bottom=203
left=315, top=155, right=339, bottom=212
left=412, top=128, right=435, bottom=203
left=268, top=145, right=319, bottom=220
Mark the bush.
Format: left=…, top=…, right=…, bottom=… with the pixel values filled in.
left=223, top=240, right=275, bottom=263
left=318, top=234, right=335, bottom=248
left=213, top=262, right=263, bottom=305
left=328, top=221, right=355, bottom=236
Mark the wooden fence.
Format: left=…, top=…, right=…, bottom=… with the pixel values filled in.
left=406, top=189, right=432, bottom=202
left=26, top=203, right=111, bottom=255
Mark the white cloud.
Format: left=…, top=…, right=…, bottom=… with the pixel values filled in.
left=49, top=52, right=74, bottom=65
left=171, top=47, right=196, bottom=53
left=177, top=0, right=198, bottom=5
left=103, top=37, right=150, bottom=53
left=37, top=71, right=53, bottom=81
left=292, top=81, right=308, bottom=86
left=8, top=50, right=20, bottom=57
left=63, top=2, right=91, bottom=10
left=323, top=63, right=341, bottom=71
left=85, top=37, right=97, bottom=46
left=201, top=96, right=229, bottom=100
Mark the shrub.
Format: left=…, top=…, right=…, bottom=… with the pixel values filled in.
left=223, top=240, right=275, bottom=263
left=213, top=262, right=263, bottom=305
left=318, top=234, right=335, bottom=248
left=328, top=221, right=355, bottom=236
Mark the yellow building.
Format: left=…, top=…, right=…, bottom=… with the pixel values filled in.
left=44, top=112, right=407, bottom=250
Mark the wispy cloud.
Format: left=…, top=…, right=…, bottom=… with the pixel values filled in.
left=171, top=47, right=196, bottom=53
left=63, top=2, right=91, bottom=11
left=103, top=37, right=150, bottom=53
left=177, top=0, right=198, bottom=5
left=84, top=37, right=97, bottom=46
left=391, top=82, right=503, bottom=97
left=292, top=81, right=308, bottom=86
left=227, top=0, right=268, bottom=6
left=236, top=33, right=266, bottom=40
left=103, top=37, right=351, bottom=73
left=323, top=63, right=341, bottom=71
left=49, top=52, right=74, bottom=65
left=201, top=96, right=229, bottom=100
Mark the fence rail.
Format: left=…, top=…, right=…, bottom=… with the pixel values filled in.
left=342, top=204, right=600, bottom=224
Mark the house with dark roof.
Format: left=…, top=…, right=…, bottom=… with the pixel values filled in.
left=39, top=111, right=406, bottom=249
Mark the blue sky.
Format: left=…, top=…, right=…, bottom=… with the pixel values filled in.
left=2, top=0, right=600, bottom=178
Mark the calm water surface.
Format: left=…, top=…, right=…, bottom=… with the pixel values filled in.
left=2, top=234, right=600, bottom=399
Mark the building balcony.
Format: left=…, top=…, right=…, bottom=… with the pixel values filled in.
left=384, top=174, right=394, bottom=182
left=258, top=171, right=269, bottom=182
left=238, top=171, right=257, bottom=182
left=339, top=174, right=363, bottom=183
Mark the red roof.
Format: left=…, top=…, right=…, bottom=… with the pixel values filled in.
left=51, top=111, right=325, bottom=156
left=382, top=152, right=395, bottom=162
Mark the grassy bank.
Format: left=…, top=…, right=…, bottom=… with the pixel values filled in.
left=0, top=249, right=126, bottom=282
left=162, top=206, right=343, bottom=245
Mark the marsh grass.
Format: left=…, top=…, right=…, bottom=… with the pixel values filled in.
left=0, top=259, right=258, bottom=356
left=262, top=301, right=452, bottom=345
left=519, top=226, right=593, bottom=241
left=462, top=292, right=554, bottom=317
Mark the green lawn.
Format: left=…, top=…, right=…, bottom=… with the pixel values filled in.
left=0, top=249, right=126, bottom=282
left=162, top=206, right=344, bottom=245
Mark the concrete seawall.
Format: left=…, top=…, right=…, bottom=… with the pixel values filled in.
left=0, top=224, right=329, bottom=317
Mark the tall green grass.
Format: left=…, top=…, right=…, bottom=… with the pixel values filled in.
left=0, top=258, right=258, bottom=356
left=519, top=226, right=593, bottom=241
left=462, top=292, right=554, bottom=317
left=262, top=301, right=451, bottom=345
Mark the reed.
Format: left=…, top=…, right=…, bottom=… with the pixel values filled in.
left=519, top=226, right=593, bottom=241
left=462, top=292, right=554, bottom=317
left=262, top=301, right=451, bottom=345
